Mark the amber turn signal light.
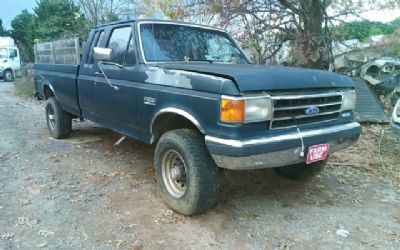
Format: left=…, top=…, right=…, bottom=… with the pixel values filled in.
left=220, top=98, right=244, bottom=123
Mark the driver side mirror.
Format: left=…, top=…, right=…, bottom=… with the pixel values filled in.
left=93, top=47, right=112, bottom=61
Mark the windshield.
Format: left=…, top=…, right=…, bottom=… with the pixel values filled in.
left=140, top=23, right=248, bottom=64
left=0, top=48, right=7, bottom=59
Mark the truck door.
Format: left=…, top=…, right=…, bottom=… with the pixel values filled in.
left=90, top=25, right=142, bottom=137
left=78, top=29, right=105, bottom=117
left=8, top=48, right=21, bottom=73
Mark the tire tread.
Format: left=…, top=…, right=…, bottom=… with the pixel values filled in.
left=46, top=97, right=71, bottom=139
left=155, top=129, right=218, bottom=215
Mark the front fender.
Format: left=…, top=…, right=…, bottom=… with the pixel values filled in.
left=149, top=106, right=206, bottom=143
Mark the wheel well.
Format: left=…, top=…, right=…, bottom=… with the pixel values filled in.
left=3, top=68, right=13, bottom=76
left=151, top=113, right=201, bottom=143
left=43, top=85, right=55, bottom=100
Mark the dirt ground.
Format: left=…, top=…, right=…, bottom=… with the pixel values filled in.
left=0, top=81, right=399, bottom=249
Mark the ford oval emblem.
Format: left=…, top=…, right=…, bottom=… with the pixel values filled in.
left=305, top=106, right=320, bottom=116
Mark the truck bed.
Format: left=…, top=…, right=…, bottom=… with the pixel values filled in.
left=34, top=63, right=81, bottom=116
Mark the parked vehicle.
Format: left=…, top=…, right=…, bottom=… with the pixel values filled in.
left=0, top=37, right=21, bottom=82
left=391, top=100, right=400, bottom=134
left=34, top=19, right=362, bottom=215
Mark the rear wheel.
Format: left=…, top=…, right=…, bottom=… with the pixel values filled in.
left=273, top=160, right=327, bottom=180
left=45, top=97, right=72, bottom=139
left=154, top=129, right=219, bottom=215
left=3, top=70, right=13, bottom=82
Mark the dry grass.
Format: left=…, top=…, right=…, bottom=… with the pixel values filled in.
left=13, top=77, right=34, bottom=98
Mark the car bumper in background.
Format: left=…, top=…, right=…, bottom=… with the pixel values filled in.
left=391, top=101, right=400, bottom=134
left=391, top=119, right=400, bottom=135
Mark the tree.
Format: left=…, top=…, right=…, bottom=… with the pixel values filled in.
left=0, top=19, right=10, bottom=36
left=390, top=17, right=400, bottom=28
left=10, top=10, right=35, bottom=61
left=155, top=0, right=400, bottom=69
left=74, top=0, right=116, bottom=26
left=34, top=0, right=87, bottom=41
left=74, top=0, right=144, bottom=27
left=9, top=0, right=87, bottom=62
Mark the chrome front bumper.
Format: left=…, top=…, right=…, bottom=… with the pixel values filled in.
left=205, top=122, right=361, bottom=170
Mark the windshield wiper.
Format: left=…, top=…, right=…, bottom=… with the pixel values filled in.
left=187, top=59, right=213, bottom=64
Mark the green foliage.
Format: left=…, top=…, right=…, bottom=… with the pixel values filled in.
left=0, top=19, right=10, bottom=36
left=333, top=20, right=395, bottom=41
left=34, top=0, right=87, bottom=41
left=11, top=10, right=35, bottom=61
left=391, top=17, right=400, bottom=27
left=9, top=0, right=87, bottom=63
left=380, top=28, right=400, bottom=55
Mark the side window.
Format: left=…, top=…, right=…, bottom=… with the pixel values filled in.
left=125, top=36, right=136, bottom=66
left=87, top=30, right=104, bottom=63
left=9, top=49, right=17, bottom=59
left=96, top=31, right=105, bottom=47
left=91, top=31, right=104, bottom=63
left=107, top=26, right=131, bottom=65
left=87, top=31, right=99, bottom=63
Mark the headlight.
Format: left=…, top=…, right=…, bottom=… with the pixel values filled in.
left=220, top=95, right=272, bottom=123
left=341, top=90, right=357, bottom=111
left=393, top=101, right=400, bottom=123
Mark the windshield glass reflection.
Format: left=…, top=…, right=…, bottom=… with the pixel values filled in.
left=140, top=23, right=248, bottom=64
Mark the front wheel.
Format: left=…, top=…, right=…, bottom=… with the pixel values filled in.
left=3, top=70, right=13, bottom=82
left=154, top=129, right=219, bottom=215
left=273, top=160, right=327, bottom=180
left=45, top=97, right=72, bottom=139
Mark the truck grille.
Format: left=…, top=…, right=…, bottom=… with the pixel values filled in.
left=270, top=92, right=342, bottom=129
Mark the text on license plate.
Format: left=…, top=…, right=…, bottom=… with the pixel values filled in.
left=306, top=143, right=330, bottom=164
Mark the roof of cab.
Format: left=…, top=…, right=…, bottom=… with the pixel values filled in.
left=93, top=19, right=224, bottom=32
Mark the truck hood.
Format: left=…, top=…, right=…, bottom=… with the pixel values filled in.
left=161, top=63, right=354, bottom=91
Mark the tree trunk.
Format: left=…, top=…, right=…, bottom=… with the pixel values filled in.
left=294, top=0, right=328, bottom=69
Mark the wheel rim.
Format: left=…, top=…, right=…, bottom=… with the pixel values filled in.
left=5, top=71, right=12, bottom=81
left=47, top=106, right=56, bottom=130
left=161, top=149, right=187, bottom=198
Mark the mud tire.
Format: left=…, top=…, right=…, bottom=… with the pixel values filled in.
left=3, top=70, right=13, bottom=82
left=45, top=97, right=72, bottom=139
left=154, top=129, right=219, bottom=215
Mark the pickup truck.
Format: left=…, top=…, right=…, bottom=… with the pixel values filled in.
left=34, top=19, right=362, bottom=215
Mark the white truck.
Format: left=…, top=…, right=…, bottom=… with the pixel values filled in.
left=0, top=37, right=21, bottom=82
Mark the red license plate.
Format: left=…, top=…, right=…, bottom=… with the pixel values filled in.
left=306, top=144, right=330, bottom=164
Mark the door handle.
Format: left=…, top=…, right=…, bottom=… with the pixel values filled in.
left=95, top=71, right=104, bottom=77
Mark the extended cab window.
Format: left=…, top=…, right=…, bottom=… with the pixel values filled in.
left=107, top=26, right=134, bottom=65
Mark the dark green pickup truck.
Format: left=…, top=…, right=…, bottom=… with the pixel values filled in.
left=34, top=19, right=362, bottom=215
